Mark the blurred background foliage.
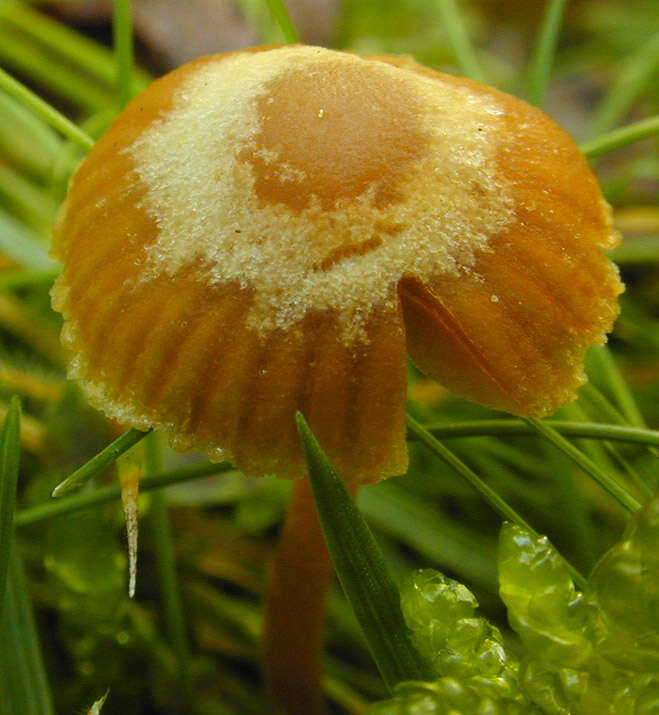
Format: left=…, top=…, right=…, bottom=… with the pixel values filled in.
left=0, top=0, right=658, bottom=712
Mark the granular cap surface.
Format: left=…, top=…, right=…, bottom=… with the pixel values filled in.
left=52, top=45, right=623, bottom=482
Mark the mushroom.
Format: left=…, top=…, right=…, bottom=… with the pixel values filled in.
left=51, top=45, right=622, bottom=713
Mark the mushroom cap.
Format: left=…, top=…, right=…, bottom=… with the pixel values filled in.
left=51, top=45, right=622, bottom=483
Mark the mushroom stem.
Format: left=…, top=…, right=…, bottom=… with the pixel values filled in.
left=263, top=478, right=336, bottom=714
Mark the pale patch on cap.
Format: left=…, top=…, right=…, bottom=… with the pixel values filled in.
left=129, top=45, right=515, bottom=344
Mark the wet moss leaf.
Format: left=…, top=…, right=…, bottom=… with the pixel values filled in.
left=587, top=495, right=659, bottom=673
left=499, top=512, right=659, bottom=714
left=369, top=569, right=535, bottom=715
left=370, top=500, right=659, bottom=714
left=498, top=523, right=592, bottom=670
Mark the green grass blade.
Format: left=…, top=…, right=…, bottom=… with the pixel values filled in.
left=585, top=32, right=659, bottom=139
left=0, top=210, right=55, bottom=272
left=0, top=293, right=65, bottom=366
left=0, top=27, right=114, bottom=113
left=523, top=417, right=641, bottom=513
left=359, top=482, right=497, bottom=591
left=562, top=403, right=623, bottom=475
left=16, top=461, right=233, bottom=527
left=580, top=115, right=659, bottom=159
left=52, top=428, right=150, bottom=497
left=558, top=403, right=618, bottom=565
left=296, top=413, right=434, bottom=690
left=0, top=268, right=59, bottom=290
left=0, top=396, right=20, bottom=615
left=420, top=418, right=659, bottom=448
left=577, top=385, right=655, bottom=497
left=0, top=163, right=59, bottom=236
left=606, top=446, right=653, bottom=500
left=145, top=434, right=196, bottom=710
left=436, top=0, right=484, bottom=80
left=0, top=1, right=150, bottom=93
left=526, top=0, right=569, bottom=106
left=0, top=548, right=54, bottom=715
left=609, top=236, right=659, bottom=265
left=588, top=346, right=647, bottom=427
left=406, top=413, right=587, bottom=591
left=113, top=0, right=134, bottom=109
left=0, top=89, right=61, bottom=178
left=0, top=67, right=94, bottom=151
left=407, top=414, right=538, bottom=533
left=579, top=381, right=629, bottom=425
left=264, top=0, right=300, bottom=43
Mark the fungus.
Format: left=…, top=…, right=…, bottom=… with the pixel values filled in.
left=51, top=45, right=622, bottom=713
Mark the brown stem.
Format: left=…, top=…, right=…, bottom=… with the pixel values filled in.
left=263, top=478, right=335, bottom=714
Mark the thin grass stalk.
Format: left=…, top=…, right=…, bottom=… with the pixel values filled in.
left=406, top=413, right=587, bottom=590
left=359, top=482, right=498, bottom=591
left=579, top=381, right=629, bottom=425
left=585, top=32, right=659, bottom=140
left=0, top=163, right=59, bottom=235
left=27, top=413, right=659, bottom=530
left=0, top=210, right=54, bottom=271
left=580, top=115, right=659, bottom=158
left=407, top=414, right=543, bottom=534
left=601, top=153, right=656, bottom=203
left=465, top=448, right=550, bottom=504
left=588, top=346, right=647, bottom=427
left=113, top=0, right=134, bottom=109
left=0, top=89, right=61, bottom=175
left=0, top=27, right=114, bottom=112
left=577, top=386, right=655, bottom=498
left=420, top=419, right=659, bottom=448
left=435, top=0, right=484, bottom=80
left=0, top=67, right=94, bottom=150
left=52, top=427, right=150, bottom=497
left=145, top=433, right=196, bottom=712
left=562, top=402, right=622, bottom=476
left=526, top=0, right=569, bottom=106
left=557, top=404, right=609, bottom=566
left=605, top=446, right=654, bottom=500
left=16, top=461, right=233, bottom=527
left=264, top=0, right=300, bottom=43
left=523, top=417, right=641, bottom=512
left=0, top=1, right=148, bottom=90
left=465, top=435, right=554, bottom=481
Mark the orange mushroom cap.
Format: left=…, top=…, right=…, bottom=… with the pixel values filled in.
left=51, top=45, right=622, bottom=484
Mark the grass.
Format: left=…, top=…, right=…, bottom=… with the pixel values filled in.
left=0, top=0, right=658, bottom=712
